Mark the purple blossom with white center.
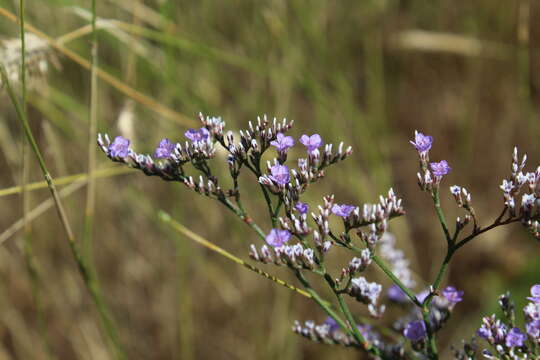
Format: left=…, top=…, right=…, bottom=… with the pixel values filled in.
left=299, top=134, right=323, bottom=152
left=387, top=284, right=408, bottom=303
left=185, top=127, right=210, bottom=143
left=430, top=160, right=451, bottom=178
left=526, top=320, right=540, bottom=339
left=404, top=320, right=427, bottom=342
left=410, top=131, right=433, bottom=154
left=295, top=202, right=308, bottom=214
left=108, top=136, right=130, bottom=158
left=331, top=204, right=356, bottom=218
left=270, top=133, right=295, bottom=153
left=154, top=138, right=175, bottom=159
left=269, top=164, right=290, bottom=185
left=265, top=229, right=291, bottom=248
left=442, top=286, right=464, bottom=304
left=505, top=327, right=526, bottom=347
left=527, top=284, right=540, bottom=303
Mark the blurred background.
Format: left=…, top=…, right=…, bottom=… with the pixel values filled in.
left=0, top=0, right=539, bottom=359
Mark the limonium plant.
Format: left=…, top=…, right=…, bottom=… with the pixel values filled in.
left=98, top=115, right=540, bottom=359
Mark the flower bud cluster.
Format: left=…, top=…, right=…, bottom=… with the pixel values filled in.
left=499, top=148, right=540, bottom=238
left=347, top=277, right=385, bottom=317
left=473, top=285, right=540, bottom=359
left=344, top=188, right=405, bottom=231
left=292, top=320, right=357, bottom=347
left=249, top=243, right=317, bottom=270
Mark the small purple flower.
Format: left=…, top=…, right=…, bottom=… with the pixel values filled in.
left=324, top=316, right=340, bottom=332
left=265, top=229, right=291, bottom=248
left=527, top=284, right=540, bottom=303
left=416, top=289, right=430, bottom=304
left=295, top=202, right=309, bottom=215
left=270, top=164, right=290, bottom=186
left=387, top=284, right=408, bottom=303
left=108, top=136, right=130, bottom=158
left=299, top=134, right=323, bottom=152
left=410, top=131, right=433, bottom=154
left=442, top=286, right=464, bottom=304
left=154, top=138, right=175, bottom=159
left=505, top=327, right=526, bottom=347
left=404, top=320, right=427, bottom=342
left=430, top=160, right=451, bottom=178
left=185, top=127, right=210, bottom=142
left=331, top=204, right=355, bottom=218
left=526, top=320, right=540, bottom=338
left=270, top=133, right=295, bottom=152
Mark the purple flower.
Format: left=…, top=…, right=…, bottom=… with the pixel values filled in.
left=324, top=317, right=340, bottom=332
left=270, top=133, right=295, bottom=152
left=505, top=327, right=526, bottom=347
left=442, top=286, right=464, bottom=304
left=108, top=136, right=130, bottom=158
left=387, top=284, right=408, bottom=303
left=410, top=131, right=433, bottom=154
left=299, top=134, right=322, bottom=152
left=295, top=202, right=309, bottom=214
left=270, top=164, right=290, bottom=185
left=154, top=138, right=175, bottom=159
left=185, top=127, right=210, bottom=142
left=416, top=289, right=430, bottom=304
left=527, top=284, right=540, bottom=303
left=404, top=320, right=427, bottom=342
left=526, top=320, right=540, bottom=339
left=331, top=204, right=355, bottom=218
left=265, top=229, right=291, bottom=248
left=430, top=160, right=451, bottom=178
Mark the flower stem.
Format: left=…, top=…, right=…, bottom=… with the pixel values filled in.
left=432, top=189, right=452, bottom=245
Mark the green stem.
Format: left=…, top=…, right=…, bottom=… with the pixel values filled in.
left=294, top=271, right=352, bottom=340
left=432, top=189, right=451, bottom=245
left=422, top=304, right=438, bottom=360
left=360, top=250, right=420, bottom=306
left=219, top=197, right=266, bottom=240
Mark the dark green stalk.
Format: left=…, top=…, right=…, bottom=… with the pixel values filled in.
left=0, top=66, right=126, bottom=360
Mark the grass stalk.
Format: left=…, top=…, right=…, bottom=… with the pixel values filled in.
left=0, top=66, right=127, bottom=360
left=0, top=6, right=196, bottom=127
left=83, top=0, right=98, bottom=263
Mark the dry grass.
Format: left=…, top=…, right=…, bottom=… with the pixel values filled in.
left=0, top=0, right=538, bottom=359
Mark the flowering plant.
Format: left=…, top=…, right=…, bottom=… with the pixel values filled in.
left=98, top=115, right=540, bottom=359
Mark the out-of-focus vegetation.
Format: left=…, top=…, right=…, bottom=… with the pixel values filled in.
left=0, top=0, right=538, bottom=359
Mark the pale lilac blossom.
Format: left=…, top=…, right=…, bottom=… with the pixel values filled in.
left=265, top=229, right=291, bottom=248
left=154, top=138, right=175, bottom=158
left=270, top=133, right=295, bottom=152
left=299, top=134, right=323, bottom=152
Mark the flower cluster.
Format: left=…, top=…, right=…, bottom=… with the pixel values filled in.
left=473, top=285, right=540, bottom=359
left=98, top=117, right=540, bottom=360
left=411, top=131, right=452, bottom=190
left=498, top=148, right=540, bottom=239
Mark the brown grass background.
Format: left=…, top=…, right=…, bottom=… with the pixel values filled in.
left=0, top=0, right=539, bottom=359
